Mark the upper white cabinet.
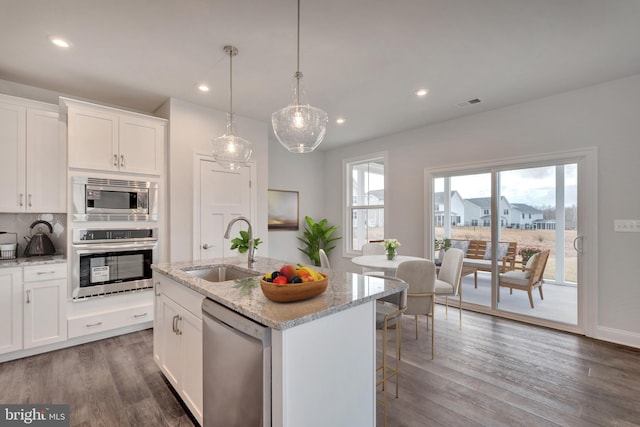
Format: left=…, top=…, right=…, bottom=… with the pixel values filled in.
left=0, top=95, right=65, bottom=212
left=63, top=97, right=166, bottom=176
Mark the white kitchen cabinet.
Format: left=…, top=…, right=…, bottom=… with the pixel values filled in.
left=154, top=274, right=204, bottom=425
left=63, top=97, right=165, bottom=176
left=0, top=95, right=65, bottom=212
left=0, top=267, right=23, bottom=355
left=23, top=264, right=67, bottom=349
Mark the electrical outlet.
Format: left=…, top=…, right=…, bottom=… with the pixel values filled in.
left=614, top=220, right=640, bottom=232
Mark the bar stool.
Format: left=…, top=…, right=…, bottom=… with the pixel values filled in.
left=374, top=278, right=407, bottom=427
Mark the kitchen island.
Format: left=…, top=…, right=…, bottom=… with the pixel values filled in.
left=152, top=256, right=407, bottom=427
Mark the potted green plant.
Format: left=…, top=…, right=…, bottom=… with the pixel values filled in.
left=297, top=216, right=341, bottom=267
left=230, top=230, right=262, bottom=254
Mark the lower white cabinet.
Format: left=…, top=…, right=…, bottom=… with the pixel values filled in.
left=23, top=264, right=67, bottom=349
left=154, top=274, right=204, bottom=425
left=0, top=263, right=67, bottom=356
left=0, top=267, right=23, bottom=355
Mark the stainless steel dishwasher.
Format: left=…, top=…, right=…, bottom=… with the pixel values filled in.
left=202, top=298, right=271, bottom=427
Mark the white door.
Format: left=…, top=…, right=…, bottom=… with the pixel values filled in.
left=196, top=158, right=253, bottom=260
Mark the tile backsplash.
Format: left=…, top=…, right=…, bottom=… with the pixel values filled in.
left=0, top=213, right=67, bottom=257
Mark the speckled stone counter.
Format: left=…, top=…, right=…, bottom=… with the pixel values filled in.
left=152, top=256, right=407, bottom=330
left=0, top=255, right=66, bottom=268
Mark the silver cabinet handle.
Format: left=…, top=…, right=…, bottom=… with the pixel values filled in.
left=113, top=154, right=118, bottom=167
left=120, top=155, right=124, bottom=168
left=28, top=194, right=32, bottom=207
left=37, top=271, right=56, bottom=275
left=176, top=316, right=182, bottom=335
left=26, top=290, right=31, bottom=304
left=19, top=193, right=24, bottom=207
left=172, top=315, right=179, bottom=333
left=134, top=312, right=148, bottom=318
left=202, top=243, right=211, bottom=249
left=86, top=322, right=103, bottom=328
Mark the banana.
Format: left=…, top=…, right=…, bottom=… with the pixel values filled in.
left=297, top=264, right=323, bottom=281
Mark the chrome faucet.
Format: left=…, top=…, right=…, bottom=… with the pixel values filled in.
left=224, top=216, right=256, bottom=268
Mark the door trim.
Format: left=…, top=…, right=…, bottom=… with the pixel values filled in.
left=423, top=147, right=597, bottom=337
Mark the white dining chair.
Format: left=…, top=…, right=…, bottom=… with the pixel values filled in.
left=319, top=248, right=331, bottom=269
left=361, top=242, right=385, bottom=275
left=397, top=259, right=437, bottom=359
left=435, top=248, right=464, bottom=329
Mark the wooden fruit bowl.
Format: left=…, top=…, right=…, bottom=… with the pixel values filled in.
left=260, top=273, right=328, bottom=303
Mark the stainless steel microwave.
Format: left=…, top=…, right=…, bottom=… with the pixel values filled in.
left=72, top=177, right=158, bottom=222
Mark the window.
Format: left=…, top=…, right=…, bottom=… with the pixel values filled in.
left=345, top=154, right=385, bottom=253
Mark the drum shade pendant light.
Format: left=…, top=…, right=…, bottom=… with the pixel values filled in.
left=211, top=45, right=252, bottom=170
left=271, top=0, right=328, bottom=153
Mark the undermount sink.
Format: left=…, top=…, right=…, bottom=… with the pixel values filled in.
left=185, top=265, right=261, bottom=282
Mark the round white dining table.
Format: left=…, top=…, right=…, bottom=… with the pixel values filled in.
left=351, top=255, right=429, bottom=275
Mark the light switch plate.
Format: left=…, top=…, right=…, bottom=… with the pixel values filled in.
left=614, top=219, right=640, bottom=232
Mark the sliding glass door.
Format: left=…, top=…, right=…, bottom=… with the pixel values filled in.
left=432, top=160, right=580, bottom=328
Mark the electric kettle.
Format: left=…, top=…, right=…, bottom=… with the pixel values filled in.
left=23, top=220, right=56, bottom=256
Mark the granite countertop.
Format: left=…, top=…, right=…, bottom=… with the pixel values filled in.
left=152, top=256, right=407, bottom=330
left=0, top=254, right=66, bottom=268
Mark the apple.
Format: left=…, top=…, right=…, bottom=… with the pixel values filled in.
left=272, top=275, right=288, bottom=285
left=279, top=264, right=297, bottom=280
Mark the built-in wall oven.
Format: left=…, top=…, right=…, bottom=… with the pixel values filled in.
left=72, top=176, right=158, bottom=222
left=71, top=228, right=158, bottom=300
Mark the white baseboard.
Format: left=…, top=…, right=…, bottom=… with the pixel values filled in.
left=595, top=325, right=640, bottom=349
left=0, top=321, right=153, bottom=363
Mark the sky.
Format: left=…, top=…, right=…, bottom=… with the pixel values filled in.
left=434, top=164, right=578, bottom=208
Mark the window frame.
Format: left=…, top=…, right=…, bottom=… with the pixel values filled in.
left=343, top=152, right=387, bottom=257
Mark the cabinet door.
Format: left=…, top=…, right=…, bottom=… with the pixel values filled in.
left=26, top=108, right=65, bottom=212
left=160, top=294, right=182, bottom=388
left=67, top=107, right=119, bottom=171
left=180, top=308, right=203, bottom=424
left=119, top=116, right=164, bottom=175
left=0, top=268, right=22, bottom=355
left=0, top=102, right=26, bottom=212
left=23, top=278, right=67, bottom=349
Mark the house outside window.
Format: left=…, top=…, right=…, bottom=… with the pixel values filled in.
left=345, top=154, right=385, bottom=254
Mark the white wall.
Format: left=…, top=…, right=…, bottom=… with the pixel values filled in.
left=267, top=135, right=326, bottom=265
left=157, top=98, right=269, bottom=262
left=323, top=73, right=640, bottom=348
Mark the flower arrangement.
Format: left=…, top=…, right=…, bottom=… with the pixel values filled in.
left=434, top=238, right=451, bottom=251
left=383, top=239, right=401, bottom=260
left=518, top=247, right=541, bottom=263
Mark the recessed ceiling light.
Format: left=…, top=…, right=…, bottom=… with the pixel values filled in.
left=197, top=84, right=210, bottom=92
left=336, top=118, right=345, bottom=124
left=49, top=36, right=70, bottom=48
left=415, top=88, right=428, bottom=97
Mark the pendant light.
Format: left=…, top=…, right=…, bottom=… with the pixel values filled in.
left=271, top=0, right=328, bottom=153
left=211, top=45, right=252, bottom=170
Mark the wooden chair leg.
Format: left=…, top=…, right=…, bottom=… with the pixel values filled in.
left=459, top=280, right=462, bottom=330
left=445, top=296, right=449, bottom=319
left=414, top=314, right=419, bottom=340
left=431, top=299, right=435, bottom=360
left=528, top=290, right=535, bottom=308
left=539, top=285, right=544, bottom=300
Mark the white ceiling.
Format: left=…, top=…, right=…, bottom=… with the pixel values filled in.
left=2, top=0, right=640, bottom=150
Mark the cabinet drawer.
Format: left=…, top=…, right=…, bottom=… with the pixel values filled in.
left=23, top=263, right=66, bottom=282
left=68, top=303, right=152, bottom=338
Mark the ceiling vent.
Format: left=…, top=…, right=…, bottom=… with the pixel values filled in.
left=457, top=98, right=482, bottom=108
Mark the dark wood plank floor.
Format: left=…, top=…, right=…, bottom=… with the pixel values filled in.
left=1, top=307, right=639, bottom=426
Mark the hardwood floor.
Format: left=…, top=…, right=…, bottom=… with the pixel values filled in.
left=0, top=331, right=196, bottom=427
left=1, top=307, right=639, bottom=427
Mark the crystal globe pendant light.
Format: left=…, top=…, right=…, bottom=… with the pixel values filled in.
left=271, top=0, right=328, bottom=153
left=211, top=45, right=252, bottom=170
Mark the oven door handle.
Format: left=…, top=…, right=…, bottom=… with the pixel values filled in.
left=72, top=242, right=158, bottom=252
